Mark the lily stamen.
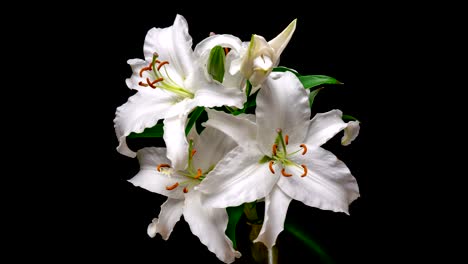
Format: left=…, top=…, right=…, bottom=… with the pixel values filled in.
left=166, top=182, right=179, bottom=190
left=191, top=149, right=197, bottom=158
left=157, top=163, right=171, bottom=172
left=272, top=144, right=278, bottom=156
left=301, top=164, right=308, bottom=177
left=147, top=77, right=164, bottom=88
left=194, top=168, right=202, bottom=179
left=285, top=134, right=289, bottom=145
left=269, top=161, right=275, bottom=174
left=300, top=144, right=307, bottom=155
left=183, top=187, right=188, bottom=193
left=281, top=168, right=292, bottom=177
left=157, top=61, right=169, bottom=71
left=139, top=65, right=153, bottom=77
left=138, top=81, right=149, bottom=87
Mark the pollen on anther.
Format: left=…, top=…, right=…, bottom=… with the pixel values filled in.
left=183, top=187, right=188, bottom=193
left=191, top=149, right=197, bottom=158
left=157, top=61, right=169, bottom=71
left=166, top=182, right=179, bottom=190
left=157, top=163, right=171, bottom=172
left=139, top=65, right=152, bottom=77
left=138, top=81, right=149, bottom=87
left=300, top=144, right=308, bottom=155
left=147, top=77, right=164, bottom=88
left=285, top=135, right=289, bottom=145
left=272, top=144, right=278, bottom=156
left=195, top=168, right=202, bottom=179
left=301, top=164, right=308, bottom=177
left=281, top=168, right=292, bottom=177
left=269, top=161, right=275, bottom=174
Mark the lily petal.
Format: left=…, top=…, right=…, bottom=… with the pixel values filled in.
left=125, top=58, right=148, bottom=90
left=341, top=121, right=360, bottom=146
left=163, top=115, right=189, bottom=171
left=254, top=186, right=292, bottom=249
left=192, top=127, right=237, bottom=173
left=204, top=109, right=257, bottom=146
left=128, top=147, right=186, bottom=199
left=147, top=198, right=184, bottom=240
left=193, top=34, right=242, bottom=62
left=268, top=19, right=297, bottom=60
left=256, top=72, right=310, bottom=154
left=114, top=90, right=175, bottom=157
left=196, top=144, right=278, bottom=208
left=184, top=191, right=241, bottom=263
left=143, top=14, right=194, bottom=81
left=223, top=50, right=245, bottom=90
left=278, top=146, right=359, bottom=214
left=304, top=109, right=348, bottom=147
left=191, top=67, right=244, bottom=109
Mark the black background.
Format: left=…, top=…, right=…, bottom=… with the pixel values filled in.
left=28, top=4, right=408, bottom=264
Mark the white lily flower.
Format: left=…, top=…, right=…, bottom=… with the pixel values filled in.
left=114, top=14, right=244, bottom=169
left=196, top=71, right=360, bottom=249
left=128, top=127, right=241, bottom=263
left=193, top=19, right=297, bottom=96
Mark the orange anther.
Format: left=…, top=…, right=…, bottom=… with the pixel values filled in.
left=272, top=144, right=278, bottom=156
left=301, top=164, right=308, bottom=177
left=281, top=168, right=292, bottom=177
left=157, top=164, right=171, bottom=172
left=285, top=135, right=289, bottom=145
left=300, top=144, right=307, bottom=155
left=157, top=61, right=169, bottom=71
left=165, top=182, right=179, bottom=190
left=183, top=187, right=188, bottom=193
left=269, top=161, right=275, bottom=174
left=195, top=168, right=202, bottom=179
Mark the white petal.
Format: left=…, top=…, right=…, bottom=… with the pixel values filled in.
left=253, top=55, right=273, bottom=71
left=278, top=146, right=360, bottom=214
left=114, top=90, right=175, bottom=157
left=148, top=198, right=184, bottom=240
left=204, top=109, right=257, bottom=146
left=163, top=115, right=189, bottom=171
left=268, top=19, right=297, bottom=59
left=143, top=14, right=194, bottom=80
left=304, top=109, right=347, bottom=147
left=184, top=192, right=241, bottom=263
left=125, top=58, right=149, bottom=90
left=256, top=71, right=310, bottom=155
left=196, top=144, right=279, bottom=208
left=193, top=34, right=242, bottom=60
left=192, top=127, right=237, bottom=173
left=341, top=121, right=360, bottom=146
left=192, top=68, right=245, bottom=109
left=128, top=147, right=186, bottom=199
left=223, top=51, right=245, bottom=90
left=254, top=186, right=292, bottom=249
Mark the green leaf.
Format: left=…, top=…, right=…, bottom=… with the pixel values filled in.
left=272, top=66, right=300, bottom=76
left=127, top=123, right=164, bottom=138
left=225, top=205, right=244, bottom=249
left=185, top=107, right=205, bottom=136
left=308, top=87, right=323, bottom=108
left=299, top=75, right=342, bottom=89
left=342, top=114, right=359, bottom=122
left=285, top=223, right=334, bottom=264
left=208, top=45, right=225, bottom=82
left=232, top=89, right=259, bottom=115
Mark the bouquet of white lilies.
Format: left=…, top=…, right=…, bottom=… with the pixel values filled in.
left=114, top=14, right=361, bottom=263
